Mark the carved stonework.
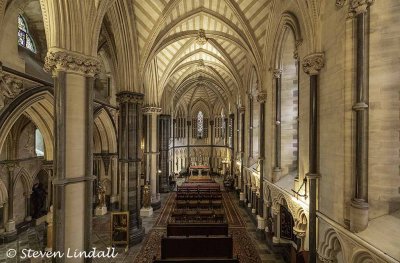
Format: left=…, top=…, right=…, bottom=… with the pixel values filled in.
left=256, top=92, right=267, bottom=103
left=116, top=91, right=144, bottom=104
left=336, top=0, right=346, bottom=8
left=349, top=0, right=374, bottom=15
left=302, top=53, right=325, bottom=75
left=318, top=255, right=335, bottom=263
left=196, top=29, right=208, bottom=46
left=0, top=70, right=23, bottom=111
left=239, top=106, right=245, bottom=113
left=44, top=49, right=101, bottom=76
left=272, top=69, right=282, bottom=79
left=142, top=106, right=162, bottom=115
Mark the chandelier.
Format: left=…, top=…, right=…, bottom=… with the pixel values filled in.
left=196, top=29, right=208, bottom=46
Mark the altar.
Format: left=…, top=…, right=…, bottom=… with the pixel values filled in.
left=189, top=165, right=210, bottom=176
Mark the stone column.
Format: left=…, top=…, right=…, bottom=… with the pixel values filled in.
left=239, top=107, right=245, bottom=206
left=110, top=155, right=119, bottom=210
left=257, top=92, right=267, bottom=238
left=117, top=91, right=145, bottom=245
left=5, top=162, right=16, bottom=236
left=209, top=120, right=214, bottom=173
left=302, top=52, right=325, bottom=263
left=187, top=120, right=191, bottom=168
left=42, top=161, right=54, bottom=210
left=349, top=0, right=372, bottom=233
left=272, top=70, right=283, bottom=181
left=45, top=50, right=99, bottom=261
left=143, top=107, right=162, bottom=210
left=229, top=113, right=235, bottom=176
left=25, top=193, right=32, bottom=221
left=172, top=119, right=176, bottom=173
left=159, top=114, right=170, bottom=193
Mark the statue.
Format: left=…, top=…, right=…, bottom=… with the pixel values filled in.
left=142, top=183, right=151, bottom=208
left=95, top=182, right=107, bottom=216
left=97, top=182, right=106, bottom=207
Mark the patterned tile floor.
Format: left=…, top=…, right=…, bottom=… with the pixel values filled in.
left=0, top=189, right=285, bottom=262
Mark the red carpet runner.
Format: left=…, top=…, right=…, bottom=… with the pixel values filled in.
left=134, top=192, right=262, bottom=263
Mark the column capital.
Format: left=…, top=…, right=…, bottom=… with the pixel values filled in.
left=302, top=52, right=325, bottom=75
left=349, top=0, right=374, bottom=15
left=257, top=92, right=267, bottom=103
left=116, top=91, right=144, bottom=104
left=272, top=69, right=282, bottom=79
left=239, top=106, right=245, bottom=113
left=142, top=106, right=162, bottom=115
left=44, top=48, right=101, bottom=76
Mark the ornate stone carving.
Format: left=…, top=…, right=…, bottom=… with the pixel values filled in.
left=349, top=0, right=374, bottom=15
left=44, top=49, right=101, bottom=76
left=142, top=106, right=162, bottom=114
left=272, top=69, right=282, bottom=79
left=196, top=29, right=208, bottom=46
left=256, top=92, right=267, bottom=103
left=336, top=0, right=346, bottom=8
left=0, top=70, right=23, bottom=111
left=116, top=91, right=144, bottom=104
left=302, top=53, right=325, bottom=75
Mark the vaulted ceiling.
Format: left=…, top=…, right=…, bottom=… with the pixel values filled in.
left=131, top=0, right=272, bottom=115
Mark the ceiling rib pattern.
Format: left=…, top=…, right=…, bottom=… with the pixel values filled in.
left=132, top=0, right=272, bottom=115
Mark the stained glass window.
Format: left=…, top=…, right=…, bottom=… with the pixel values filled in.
left=197, top=111, right=204, bottom=138
left=18, top=15, right=36, bottom=53
left=35, top=128, right=44, bottom=157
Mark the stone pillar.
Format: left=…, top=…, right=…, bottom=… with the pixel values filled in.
left=116, top=91, right=145, bottom=245
left=272, top=70, right=282, bottom=181
left=239, top=107, right=245, bottom=206
left=159, top=114, right=170, bottom=193
left=110, top=155, right=119, bottom=210
left=45, top=50, right=99, bottom=261
left=42, top=161, right=54, bottom=210
left=5, top=162, right=16, bottom=236
left=349, top=0, right=372, bottom=233
left=25, top=194, right=32, bottom=221
left=209, top=120, right=214, bottom=173
left=302, top=52, right=325, bottom=263
left=229, top=113, right=235, bottom=176
left=187, top=120, right=191, bottom=168
left=143, top=107, right=162, bottom=210
left=172, top=119, right=176, bottom=173
left=257, top=92, right=267, bottom=238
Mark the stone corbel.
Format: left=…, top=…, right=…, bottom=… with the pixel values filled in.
left=302, top=53, right=325, bottom=75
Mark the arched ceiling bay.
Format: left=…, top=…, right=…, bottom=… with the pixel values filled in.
left=132, top=0, right=273, bottom=114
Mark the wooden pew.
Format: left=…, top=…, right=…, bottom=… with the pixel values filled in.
left=167, top=223, right=228, bottom=236
left=160, top=236, right=234, bottom=259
